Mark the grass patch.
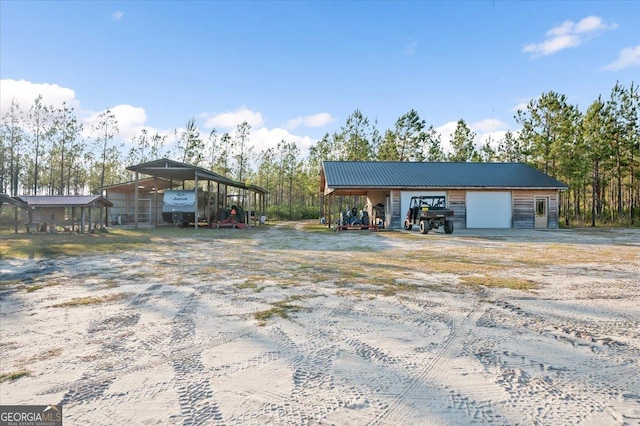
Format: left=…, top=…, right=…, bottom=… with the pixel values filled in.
left=401, top=257, right=506, bottom=274
left=0, top=230, right=155, bottom=259
left=0, top=227, right=260, bottom=259
left=99, top=279, right=120, bottom=289
left=197, top=266, right=224, bottom=275
left=24, top=279, right=64, bottom=293
left=300, top=223, right=331, bottom=233
left=273, top=277, right=306, bottom=287
left=26, top=348, right=63, bottom=362
left=378, top=281, right=421, bottom=296
left=0, top=370, right=31, bottom=383
left=34, top=279, right=63, bottom=289
left=460, top=275, right=538, bottom=291
left=253, top=295, right=313, bottom=324
left=236, top=280, right=266, bottom=292
left=52, top=293, right=129, bottom=308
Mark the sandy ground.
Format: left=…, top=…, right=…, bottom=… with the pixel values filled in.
left=1, top=225, right=639, bottom=425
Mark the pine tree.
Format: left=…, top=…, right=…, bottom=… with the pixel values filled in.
left=177, top=118, right=204, bottom=166
left=448, top=119, right=477, bottom=162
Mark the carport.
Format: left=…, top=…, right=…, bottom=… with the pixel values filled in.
left=126, top=158, right=267, bottom=229
left=16, top=195, right=113, bottom=233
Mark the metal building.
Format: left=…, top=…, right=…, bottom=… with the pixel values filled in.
left=320, top=161, right=568, bottom=229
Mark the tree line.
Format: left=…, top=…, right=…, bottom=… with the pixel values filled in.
left=1, top=81, right=638, bottom=225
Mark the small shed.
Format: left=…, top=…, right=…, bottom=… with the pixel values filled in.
left=320, top=161, right=568, bottom=229
left=17, top=195, right=113, bottom=233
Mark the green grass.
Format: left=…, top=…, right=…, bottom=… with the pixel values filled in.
left=299, top=223, right=332, bottom=233
left=51, top=293, right=129, bottom=308
left=237, top=281, right=266, bottom=292
left=0, top=227, right=262, bottom=259
left=4, top=222, right=632, bottom=300
left=0, top=279, right=22, bottom=288
left=1, top=230, right=152, bottom=259
left=459, top=275, right=538, bottom=291
left=0, top=370, right=31, bottom=383
left=253, top=295, right=314, bottom=324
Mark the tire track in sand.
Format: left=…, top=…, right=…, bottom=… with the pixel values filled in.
left=368, top=299, right=486, bottom=426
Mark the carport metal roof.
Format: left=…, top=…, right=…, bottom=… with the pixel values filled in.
left=98, top=177, right=178, bottom=194
left=17, top=195, right=113, bottom=208
left=126, top=158, right=266, bottom=194
left=321, top=161, right=569, bottom=195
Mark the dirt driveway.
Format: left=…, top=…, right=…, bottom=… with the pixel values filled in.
left=1, top=225, right=639, bottom=425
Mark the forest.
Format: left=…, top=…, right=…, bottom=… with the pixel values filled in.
left=1, top=81, right=638, bottom=227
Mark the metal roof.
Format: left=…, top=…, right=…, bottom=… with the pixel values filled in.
left=126, top=158, right=267, bottom=194
left=0, top=194, right=29, bottom=209
left=98, top=177, right=178, bottom=194
left=17, top=195, right=114, bottom=208
left=322, top=161, right=568, bottom=192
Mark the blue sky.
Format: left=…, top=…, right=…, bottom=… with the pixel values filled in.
left=1, top=0, right=639, bottom=156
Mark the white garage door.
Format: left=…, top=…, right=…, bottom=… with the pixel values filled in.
left=466, top=191, right=512, bottom=228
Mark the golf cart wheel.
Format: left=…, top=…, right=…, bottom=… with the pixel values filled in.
left=404, top=219, right=412, bottom=231
left=419, top=221, right=429, bottom=234
left=444, top=220, right=454, bottom=234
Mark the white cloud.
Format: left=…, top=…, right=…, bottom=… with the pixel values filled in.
left=201, top=107, right=322, bottom=158
left=0, top=79, right=78, bottom=117
left=403, top=41, right=418, bottom=56
left=286, top=117, right=304, bottom=129
left=0, top=79, right=173, bottom=157
left=84, top=104, right=147, bottom=141
left=251, top=127, right=314, bottom=155
left=470, top=120, right=511, bottom=150
left=470, top=118, right=509, bottom=133
left=305, top=112, right=335, bottom=127
left=203, top=106, right=264, bottom=129
left=511, top=98, right=532, bottom=112
left=603, top=45, right=640, bottom=71
left=477, top=130, right=508, bottom=147
left=286, top=112, right=334, bottom=129
left=435, top=119, right=512, bottom=153
left=524, top=34, right=581, bottom=56
left=434, top=121, right=459, bottom=154
left=578, top=15, right=617, bottom=33
left=112, top=11, right=124, bottom=21
left=523, top=15, right=617, bottom=57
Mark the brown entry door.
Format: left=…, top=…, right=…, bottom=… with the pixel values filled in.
left=535, top=197, right=548, bottom=228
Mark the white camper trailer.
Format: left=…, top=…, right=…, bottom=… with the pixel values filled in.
left=162, top=190, right=206, bottom=226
